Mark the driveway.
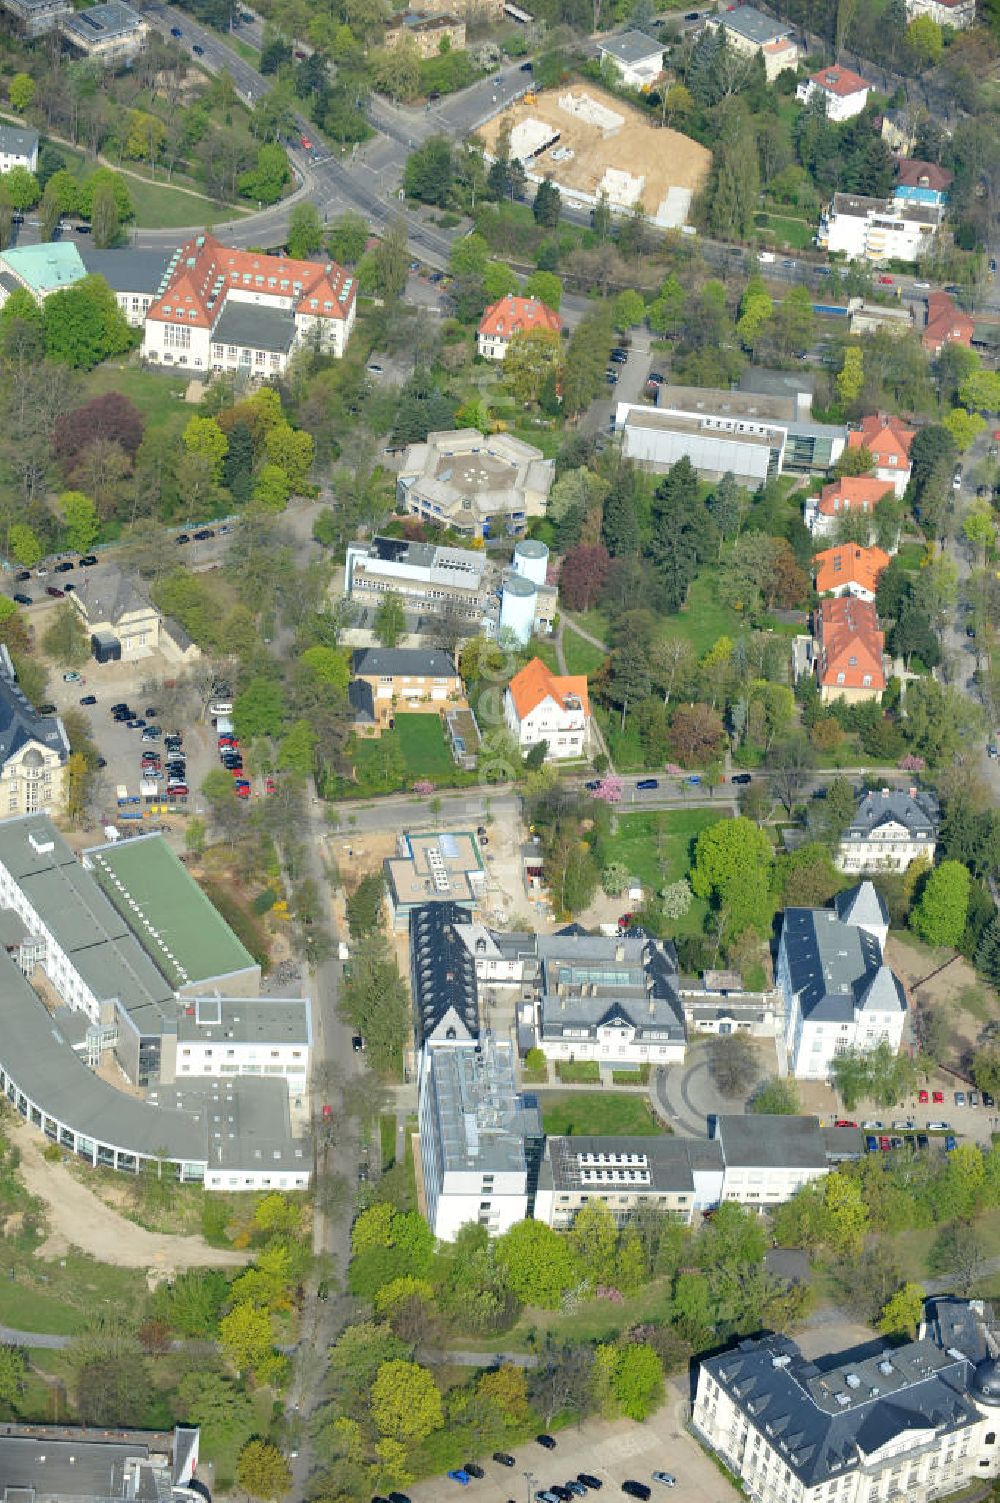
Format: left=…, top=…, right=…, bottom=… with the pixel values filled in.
left=407, top=1381, right=739, bottom=1503
left=652, top=1040, right=771, bottom=1137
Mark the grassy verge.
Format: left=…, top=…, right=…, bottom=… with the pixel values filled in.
left=539, top=1090, right=667, bottom=1136
left=758, top=212, right=815, bottom=250
left=379, top=1112, right=396, bottom=1173
left=0, top=1250, right=148, bottom=1334
left=395, top=713, right=457, bottom=779
left=82, top=366, right=189, bottom=428
left=660, top=571, right=744, bottom=656
left=199, top=878, right=270, bottom=970
left=555, top=1060, right=600, bottom=1083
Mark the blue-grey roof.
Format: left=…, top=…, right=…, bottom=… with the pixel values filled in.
left=211, top=300, right=295, bottom=354
left=0, top=646, right=68, bottom=767
left=543, top=1133, right=723, bottom=1195
left=714, top=1114, right=827, bottom=1170
left=780, top=900, right=904, bottom=1024
left=718, top=4, right=791, bottom=44
left=845, top=788, right=939, bottom=842
left=351, top=647, right=457, bottom=678
left=700, top=1332, right=979, bottom=1488
left=0, top=124, right=38, bottom=158
left=63, top=0, right=142, bottom=39
left=78, top=245, right=174, bottom=294
left=410, top=902, right=479, bottom=1046
left=599, top=28, right=662, bottom=63
left=835, top=880, right=890, bottom=932
left=537, top=930, right=684, bottom=1044
left=348, top=678, right=375, bottom=723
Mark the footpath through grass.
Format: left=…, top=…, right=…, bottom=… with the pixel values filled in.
left=539, top=1090, right=667, bottom=1137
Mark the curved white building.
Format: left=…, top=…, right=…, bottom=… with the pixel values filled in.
left=512, top=537, right=549, bottom=587
left=499, top=573, right=537, bottom=646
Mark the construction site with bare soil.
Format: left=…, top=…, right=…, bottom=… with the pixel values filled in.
left=477, top=82, right=711, bottom=228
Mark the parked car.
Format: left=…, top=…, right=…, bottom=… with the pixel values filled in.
left=550, top=1489, right=572, bottom=1502
left=877, top=274, right=893, bottom=285
left=636, top=778, right=659, bottom=790
left=127, top=719, right=146, bottom=729
left=927, top=1120, right=951, bottom=1131
left=731, top=772, right=752, bottom=784
left=13, top=594, right=32, bottom=606
left=917, top=1133, right=929, bottom=1150
left=80, top=694, right=97, bottom=706
left=984, top=1092, right=996, bottom=1108
left=447, top=1472, right=470, bottom=1486
left=536, top=1435, right=557, bottom=1450
left=79, top=555, right=98, bottom=566
left=578, top=1479, right=602, bottom=1493
left=170, top=23, right=182, bottom=33
left=622, top=1484, right=651, bottom=1501
left=520, top=59, right=533, bottom=69
left=54, top=560, right=74, bottom=573
left=565, top=1484, right=587, bottom=1498
left=193, top=528, right=215, bottom=540
left=865, top=1135, right=878, bottom=1152
left=352, top=1035, right=364, bottom=1053
left=652, top=1477, right=677, bottom=1490
left=14, top=571, right=30, bottom=582
left=879, top=1136, right=891, bottom=1151
left=834, top=1119, right=857, bottom=1128
left=192, top=42, right=204, bottom=53
left=933, top=1090, right=944, bottom=1104
left=919, top=1089, right=929, bottom=1104
left=176, top=533, right=190, bottom=544
left=955, top=1091, right=967, bottom=1106
left=463, top=1466, right=485, bottom=1480
left=946, top=1135, right=958, bottom=1152
left=862, top=1120, right=884, bottom=1130
left=46, top=586, right=65, bottom=598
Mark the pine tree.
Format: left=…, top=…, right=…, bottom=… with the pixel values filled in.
left=977, top=918, right=1000, bottom=988
left=223, top=421, right=254, bottom=505
left=601, top=469, right=640, bottom=557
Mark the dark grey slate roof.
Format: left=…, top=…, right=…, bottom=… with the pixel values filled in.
left=780, top=901, right=903, bottom=1024
left=72, top=564, right=150, bottom=627
left=719, top=4, right=790, bottom=44
left=834, top=881, right=890, bottom=932
left=701, top=1332, right=978, bottom=1488
left=715, top=1114, right=827, bottom=1170
left=78, top=245, right=174, bottom=294
left=352, top=647, right=457, bottom=678
left=844, top=788, right=939, bottom=842
left=0, top=124, right=38, bottom=157
left=0, top=645, right=68, bottom=766
left=211, top=300, right=296, bottom=354
left=599, top=28, right=662, bottom=63
left=544, top=1133, right=722, bottom=1194
left=537, top=930, right=685, bottom=1045
left=348, top=678, right=375, bottom=723
left=409, top=902, right=479, bottom=1046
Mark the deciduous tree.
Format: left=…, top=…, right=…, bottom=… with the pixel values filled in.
left=910, top=859, right=971, bottom=948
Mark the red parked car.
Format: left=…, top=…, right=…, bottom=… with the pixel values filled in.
left=919, top=1089, right=929, bottom=1104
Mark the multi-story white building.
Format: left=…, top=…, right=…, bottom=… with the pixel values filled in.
left=396, top=429, right=554, bottom=541
left=536, top=1134, right=724, bottom=1228
left=778, top=882, right=907, bottom=1079
left=0, top=647, right=68, bottom=819
left=597, top=29, right=664, bottom=89
left=712, top=1114, right=836, bottom=1207
left=168, top=997, right=310, bottom=1094
left=837, top=787, right=939, bottom=874
left=417, top=1036, right=542, bottom=1240
left=819, top=192, right=941, bottom=263
left=532, top=929, right=687, bottom=1066
left=694, top=1304, right=1000, bottom=1503
left=142, top=233, right=356, bottom=375
left=62, top=0, right=147, bottom=62
left=504, top=657, right=591, bottom=760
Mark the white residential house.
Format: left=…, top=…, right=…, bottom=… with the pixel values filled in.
left=778, top=882, right=907, bottom=1079
left=504, top=657, right=591, bottom=760
left=837, top=787, right=939, bottom=874
left=705, top=5, right=801, bottom=81
left=0, top=123, right=38, bottom=173
left=712, top=1115, right=835, bottom=1206
left=796, top=64, right=871, bottom=121
left=597, top=29, right=664, bottom=89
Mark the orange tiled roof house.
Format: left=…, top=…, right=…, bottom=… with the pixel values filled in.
left=846, top=413, right=915, bottom=498
left=477, top=295, right=562, bottom=361
left=815, top=597, right=886, bottom=704
left=504, top=657, right=591, bottom=761
left=142, top=233, right=357, bottom=376
left=804, top=477, right=897, bottom=539
left=814, top=544, right=890, bottom=603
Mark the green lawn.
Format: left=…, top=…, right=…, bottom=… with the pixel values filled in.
left=660, top=571, right=744, bottom=656
left=602, top=807, right=728, bottom=890
left=125, top=174, right=241, bottom=230
left=895, top=541, right=926, bottom=570
left=511, top=426, right=562, bottom=458
left=0, top=1250, right=149, bottom=1334
left=758, top=213, right=815, bottom=250
left=563, top=625, right=607, bottom=677
left=539, top=1091, right=667, bottom=1137
left=566, top=609, right=609, bottom=645
left=395, top=713, right=455, bottom=778
left=83, top=365, right=189, bottom=428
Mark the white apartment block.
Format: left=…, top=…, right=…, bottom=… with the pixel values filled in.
left=906, top=0, right=976, bottom=26
left=820, top=192, right=941, bottom=263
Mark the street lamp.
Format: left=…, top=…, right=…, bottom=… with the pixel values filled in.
left=523, top=1471, right=537, bottom=1503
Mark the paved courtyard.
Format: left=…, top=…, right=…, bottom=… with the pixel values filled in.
left=407, top=1381, right=739, bottom=1503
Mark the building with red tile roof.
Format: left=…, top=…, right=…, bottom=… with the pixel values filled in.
left=504, top=657, right=590, bottom=760
left=847, top=413, right=916, bottom=497
left=804, top=477, right=897, bottom=539
left=796, top=64, right=870, bottom=121
left=922, top=291, right=974, bottom=356
left=816, top=596, right=886, bottom=703
left=814, top=544, right=890, bottom=602
left=142, top=233, right=356, bottom=376
left=477, top=295, right=562, bottom=361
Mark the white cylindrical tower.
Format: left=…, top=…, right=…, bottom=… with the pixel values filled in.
left=499, top=573, right=537, bottom=646
left=512, top=538, right=549, bottom=587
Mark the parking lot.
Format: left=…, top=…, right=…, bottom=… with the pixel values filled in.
left=407, top=1387, right=739, bottom=1503
left=43, top=658, right=217, bottom=822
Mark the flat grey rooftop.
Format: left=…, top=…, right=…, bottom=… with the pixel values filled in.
left=78, top=246, right=174, bottom=294
left=174, top=996, right=309, bottom=1047
left=427, top=1040, right=540, bottom=1175
left=211, top=300, right=296, bottom=354
left=715, top=1113, right=827, bottom=1170
left=718, top=4, right=790, bottom=43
